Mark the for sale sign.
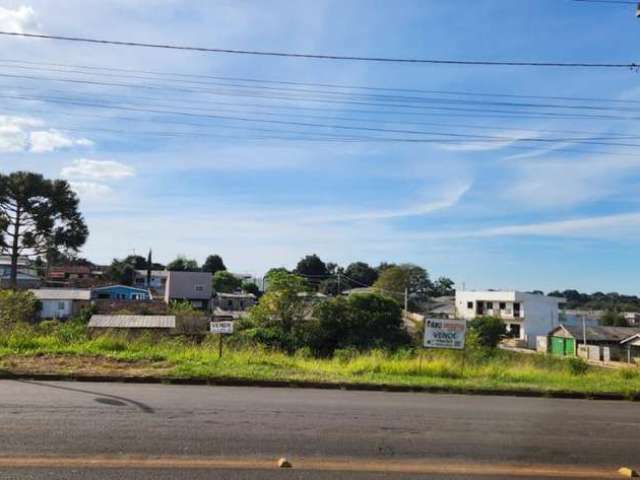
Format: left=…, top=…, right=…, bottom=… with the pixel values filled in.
left=423, top=318, right=466, bottom=350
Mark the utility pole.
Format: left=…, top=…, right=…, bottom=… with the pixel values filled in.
left=404, top=288, right=409, bottom=312
left=582, top=317, right=587, bottom=358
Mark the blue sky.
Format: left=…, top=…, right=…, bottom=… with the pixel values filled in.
left=1, top=0, right=639, bottom=293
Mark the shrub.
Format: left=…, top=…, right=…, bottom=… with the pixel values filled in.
left=334, top=347, right=359, bottom=363
left=567, top=357, right=589, bottom=375
left=0, top=290, right=40, bottom=329
left=37, top=320, right=61, bottom=335
left=468, top=316, right=506, bottom=349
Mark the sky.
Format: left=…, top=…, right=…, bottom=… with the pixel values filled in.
left=0, top=0, right=639, bottom=293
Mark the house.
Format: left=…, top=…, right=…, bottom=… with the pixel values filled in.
left=212, top=292, right=256, bottom=321
left=0, top=255, right=41, bottom=289
left=213, top=292, right=256, bottom=311
left=455, top=290, right=564, bottom=348
left=133, top=269, right=169, bottom=294
left=91, top=284, right=151, bottom=301
left=164, top=271, right=212, bottom=309
left=620, top=333, right=640, bottom=363
left=425, top=295, right=456, bottom=319
left=547, top=325, right=640, bottom=361
left=46, top=265, right=92, bottom=282
left=88, top=314, right=176, bottom=337
left=30, top=288, right=91, bottom=319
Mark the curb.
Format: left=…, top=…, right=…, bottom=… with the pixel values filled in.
left=0, top=371, right=638, bottom=401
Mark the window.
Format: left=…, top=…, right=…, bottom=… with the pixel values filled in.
left=467, top=301, right=473, bottom=309
left=486, top=302, right=494, bottom=310
left=499, top=302, right=506, bottom=309
left=195, top=285, right=204, bottom=292
left=57, top=302, right=65, bottom=310
left=513, top=302, right=521, bottom=317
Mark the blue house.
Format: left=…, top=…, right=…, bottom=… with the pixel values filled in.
left=91, top=285, right=151, bottom=301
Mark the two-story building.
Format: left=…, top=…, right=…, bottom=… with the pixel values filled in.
left=133, top=269, right=169, bottom=295
left=455, top=290, right=563, bottom=348
left=164, top=271, right=212, bottom=310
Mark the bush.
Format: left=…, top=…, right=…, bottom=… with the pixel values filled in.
left=0, top=290, right=40, bottom=329
left=468, top=316, right=506, bottom=349
left=567, top=357, right=589, bottom=375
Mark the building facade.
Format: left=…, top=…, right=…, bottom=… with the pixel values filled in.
left=30, top=288, right=91, bottom=319
left=455, top=290, right=563, bottom=348
left=164, top=271, right=212, bottom=309
left=91, top=284, right=151, bottom=301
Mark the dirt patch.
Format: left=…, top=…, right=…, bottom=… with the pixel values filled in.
left=0, top=354, right=174, bottom=377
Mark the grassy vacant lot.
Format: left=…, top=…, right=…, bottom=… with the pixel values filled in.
left=1, top=322, right=639, bottom=397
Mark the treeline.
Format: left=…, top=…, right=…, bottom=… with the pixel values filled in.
left=547, top=289, right=640, bottom=312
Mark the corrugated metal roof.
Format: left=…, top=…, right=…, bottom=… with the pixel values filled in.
left=88, top=315, right=176, bottom=329
left=30, top=288, right=92, bottom=300
left=559, top=325, right=640, bottom=342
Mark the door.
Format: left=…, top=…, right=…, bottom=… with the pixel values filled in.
left=563, top=338, right=575, bottom=356
left=550, top=336, right=565, bottom=356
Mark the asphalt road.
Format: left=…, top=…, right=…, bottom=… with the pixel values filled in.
left=0, top=380, right=638, bottom=479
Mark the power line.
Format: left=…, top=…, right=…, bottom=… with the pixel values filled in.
left=2, top=58, right=639, bottom=104
left=3, top=71, right=640, bottom=123
left=0, top=31, right=636, bottom=68
left=6, top=92, right=640, bottom=147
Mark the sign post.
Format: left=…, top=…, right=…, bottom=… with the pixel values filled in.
left=423, top=318, right=467, bottom=375
left=210, top=321, right=235, bottom=358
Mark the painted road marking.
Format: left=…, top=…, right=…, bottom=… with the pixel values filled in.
left=0, top=456, right=623, bottom=478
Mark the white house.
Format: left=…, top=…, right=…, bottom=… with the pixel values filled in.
left=30, top=288, right=92, bottom=319
left=455, top=290, right=564, bottom=348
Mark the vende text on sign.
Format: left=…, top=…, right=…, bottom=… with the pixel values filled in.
left=210, top=321, right=234, bottom=334
left=423, top=318, right=466, bottom=350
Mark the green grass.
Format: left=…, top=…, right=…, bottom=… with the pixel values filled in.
left=1, top=322, right=639, bottom=397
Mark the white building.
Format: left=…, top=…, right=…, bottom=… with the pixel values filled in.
left=30, top=288, right=92, bottom=319
left=455, top=290, right=564, bottom=348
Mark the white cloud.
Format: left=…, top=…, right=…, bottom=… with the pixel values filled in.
left=0, top=6, right=37, bottom=33
left=29, top=130, right=94, bottom=153
left=61, top=159, right=135, bottom=181
left=69, top=181, right=113, bottom=199
left=0, top=116, right=92, bottom=153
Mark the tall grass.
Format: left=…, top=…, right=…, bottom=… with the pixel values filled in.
left=1, top=322, right=639, bottom=395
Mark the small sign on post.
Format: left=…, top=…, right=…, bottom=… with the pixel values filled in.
left=210, top=321, right=234, bottom=334
left=423, top=318, right=466, bottom=349
left=210, top=321, right=235, bottom=358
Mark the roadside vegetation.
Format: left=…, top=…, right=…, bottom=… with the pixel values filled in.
left=1, top=316, right=639, bottom=397
left=0, top=270, right=639, bottom=398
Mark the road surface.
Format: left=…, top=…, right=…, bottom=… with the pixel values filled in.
left=0, top=380, right=638, bottom=479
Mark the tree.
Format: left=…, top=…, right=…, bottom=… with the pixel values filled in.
left=202, top=254, right=226, bottom=274
left=167, top=255, right=199, bottom=272
left=343, top=261, right=378, bottom=288
left=468, top=316, right=506, bottom=348
left=105, top=258, right=136, bottom=286
left=123, top=254, right=147, bottom=270
left=249, top=271, right=308, bottom=335
left=431, top=277, right=455, bottom=297
left=212, top=271, right=242, bottom=293
left=295, top=254, right=328, bottom=278
left=0, top=171, right=88, bottom=288
left=373, top=263, right=432, bottom=307
left=601, top=309, right=628, bottom=327
left=242, top=281, right=260, bottom=296
left=302, top=293, right=410, bottom=357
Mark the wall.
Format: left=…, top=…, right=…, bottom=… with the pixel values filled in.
left=40, top=299, right=73, bottom=319
left=520, top=296, right=560, bottom=348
